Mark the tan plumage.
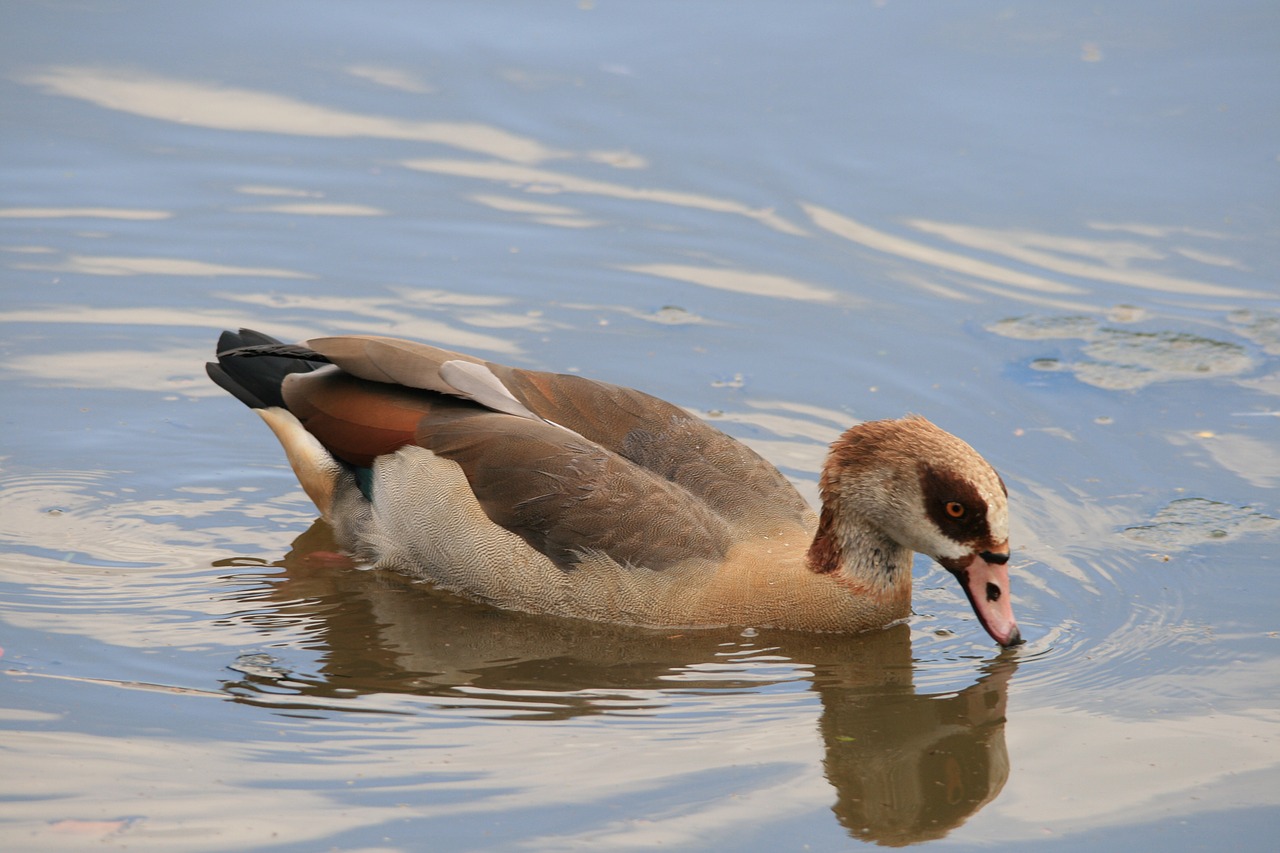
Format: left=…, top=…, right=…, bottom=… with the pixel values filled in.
left=207, top=329, right=1022, bottom=645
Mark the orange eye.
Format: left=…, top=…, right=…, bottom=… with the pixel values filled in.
left=945, top=501, right=966, bottom=518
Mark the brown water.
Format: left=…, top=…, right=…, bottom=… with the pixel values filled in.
left=2, top=2, right=1279, bottom=850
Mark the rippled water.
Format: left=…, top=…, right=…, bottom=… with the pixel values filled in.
left=3, top=2, right=1279, bottom=850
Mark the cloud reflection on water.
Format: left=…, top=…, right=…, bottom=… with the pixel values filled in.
left=231, top=203, right=386, bottom=217
left=12, top=254, right=313, bottom=279
left=0, top=207, right=171, bottom=220
left=21, top=66, right=561, bottom=164
left=468, top=192, right=604, bottom=228
left=7, top=52, right=1279, bottom=850
left=343, top=63, right=436, bottom=94
left=805, top=203, right=1089, bottom=298
left=402, top=157, right=808, bottom=236
left=14, top=64, right=1268, bottom=318
left=620, top=262, right=840, bottom=303
left=909, top=219, right=1266, bottom=299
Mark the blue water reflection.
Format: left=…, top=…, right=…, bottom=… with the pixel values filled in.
left=1, top=1, right=1278, bottom=850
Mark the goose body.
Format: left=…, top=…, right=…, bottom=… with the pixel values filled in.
left=208, top=329, right=1022, bottom=646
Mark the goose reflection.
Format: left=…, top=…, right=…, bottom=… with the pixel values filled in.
left=218, top=520, right=1015, bottom=845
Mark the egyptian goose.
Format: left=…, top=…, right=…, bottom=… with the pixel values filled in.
left=207, top=329, right=1021, bottom=646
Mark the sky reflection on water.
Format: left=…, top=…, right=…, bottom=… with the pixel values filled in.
left=2, top=1, right=1278, bottom=850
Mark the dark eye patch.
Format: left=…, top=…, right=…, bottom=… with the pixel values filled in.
left=919, top=465, right=991, bottom=544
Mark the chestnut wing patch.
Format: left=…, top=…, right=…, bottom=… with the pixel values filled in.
left=281, top=367, right=461, bottom=468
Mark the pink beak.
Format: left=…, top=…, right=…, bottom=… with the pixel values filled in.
left=949, top=547, right=1022, bottom=647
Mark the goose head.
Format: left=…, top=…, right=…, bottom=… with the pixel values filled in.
left=813, top=416, right=1021, bottom=647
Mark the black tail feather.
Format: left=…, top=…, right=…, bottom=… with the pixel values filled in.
left=206, top=328, right=326, bottom=410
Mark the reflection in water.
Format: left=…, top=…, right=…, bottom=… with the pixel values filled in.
left=234, top=184, right=323, bottom=198
left=16, top=65, right=1271, bottom=324
left=0, top=305, right=317, bottom=340
left=817, top=661, right=1012, bottom=846
left=3, top=11, right=1275, bottom=845
left=3, top=345, right=218, bottom=393
left=908, top=219, right=1264, bottom=299
left=468, top=192, right=604, bottom=228
left=232, top=202, right=386, bottom=217
left=220, top=521, right=1017, bottom=845
left=343, top=63, right=436, bottom=94
left=10, top=254, right=312, bottom=279
left=804, top=204, right=1271, bottom=309
left=619, top=262, right=841, bottom=303
left=1171, top=431, right=1280, bottom=489
left=0, top=293, right=535, bottom=361
left=21, top=66, right=560, bottom=164
left=218, top=290, right=538, bottom=354
left=803, top=203, right=1091, bottom=300
left=19, top=65, right=1266, bottom=321
left=401, top=158, right=808, bottom=235
left=0, top=207, right=171, bottom=220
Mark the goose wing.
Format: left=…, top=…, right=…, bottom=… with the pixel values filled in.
left=300, top=334, right=813, bottom=532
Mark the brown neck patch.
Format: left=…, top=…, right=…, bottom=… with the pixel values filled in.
left=806, top=504, right=843, bottom=574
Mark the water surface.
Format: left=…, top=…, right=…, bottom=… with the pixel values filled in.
left=2, top=2, right=1278, bottom=850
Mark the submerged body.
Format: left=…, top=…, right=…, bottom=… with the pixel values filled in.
left=208, top=329, right=1022, bottom=646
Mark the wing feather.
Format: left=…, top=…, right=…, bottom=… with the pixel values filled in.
left=416, top=406, right=736, bottom=572
left=293, top=334, right=812, bottom=534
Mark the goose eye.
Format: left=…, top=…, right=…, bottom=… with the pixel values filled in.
left=945, top=501, right=966, bottom=519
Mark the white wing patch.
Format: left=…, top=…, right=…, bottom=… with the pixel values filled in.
left=439, top=360, right=541, bottom=420
left=439, top=359, right=585, bottom=439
